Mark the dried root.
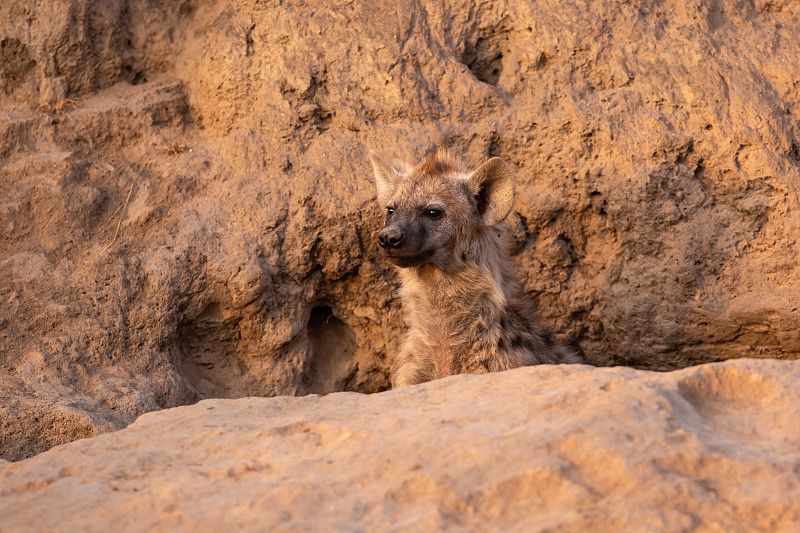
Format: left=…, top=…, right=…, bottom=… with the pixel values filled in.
left=157, top=143, right=189, bottom=156
left=37, top=98, right=80, bottom=115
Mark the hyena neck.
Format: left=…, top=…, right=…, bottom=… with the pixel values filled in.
left=398, top=226, right=517, bottom=341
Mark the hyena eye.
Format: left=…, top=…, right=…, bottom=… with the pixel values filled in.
left=386, top=207, right=394, bottom=215
left=426, top=209, right=442, bottom=218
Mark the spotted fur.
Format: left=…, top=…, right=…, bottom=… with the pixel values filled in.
left=370, top=148, right=583, bottom=387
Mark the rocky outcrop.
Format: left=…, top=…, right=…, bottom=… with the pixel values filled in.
left=2, top=359, right=799, bottom=531
left=2, top=0, right=800, bottom=460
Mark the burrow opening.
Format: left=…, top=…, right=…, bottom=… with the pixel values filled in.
left=303, top=305, right=359, bottom=395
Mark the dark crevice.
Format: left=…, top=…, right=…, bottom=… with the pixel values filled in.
left=303, top=306, right=358, bottom=395
left=463, top=36, right=504, bottom=86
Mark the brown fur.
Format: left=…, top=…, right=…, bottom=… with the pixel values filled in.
left=370, top=148, right=583, bottom=387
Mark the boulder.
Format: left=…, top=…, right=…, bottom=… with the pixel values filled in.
left=2, top=0, right=800, bottom=459
left=2, top=359, right=799, bottom=531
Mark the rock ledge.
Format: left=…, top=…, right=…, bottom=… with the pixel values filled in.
left=2, top=359, right=798, bottom=532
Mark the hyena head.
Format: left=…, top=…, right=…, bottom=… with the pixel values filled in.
left=369, top=148, right=515, bottom=271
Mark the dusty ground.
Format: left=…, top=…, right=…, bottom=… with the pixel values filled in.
left=2, top=0, right=800, bottom=461
left=2, top=359, right=799, bottom=532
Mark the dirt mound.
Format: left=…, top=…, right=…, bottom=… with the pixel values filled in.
left=2, top=360, right=800, bottom=531
left=2, top=0, right=800, bottom=460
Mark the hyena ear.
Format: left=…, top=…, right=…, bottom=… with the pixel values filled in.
left=467, top=157, right=515, bottom=226
left=369, top=151, right=402, bottom=206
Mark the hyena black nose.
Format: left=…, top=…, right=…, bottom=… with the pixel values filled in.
left=378, top=227, right=404, bottom=249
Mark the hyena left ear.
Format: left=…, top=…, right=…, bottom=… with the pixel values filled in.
left=369, top=151, right=402, bottom=206
left=467, top=157, right=515, bottom=226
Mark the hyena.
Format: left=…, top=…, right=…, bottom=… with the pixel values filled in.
left=370, top=148, right=583, bottom=387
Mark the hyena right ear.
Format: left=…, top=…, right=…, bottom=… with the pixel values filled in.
left=369, top=151, right=402, bottom=206
left=467, top=157, right=515, bottom=226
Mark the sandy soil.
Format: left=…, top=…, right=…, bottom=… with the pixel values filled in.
left=1, top=359, right=799, bottom=531
left=1, top=0, right=800, bottom=460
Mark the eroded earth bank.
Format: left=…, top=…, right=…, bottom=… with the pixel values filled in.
left=1, top=2, right=800, bottom=519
